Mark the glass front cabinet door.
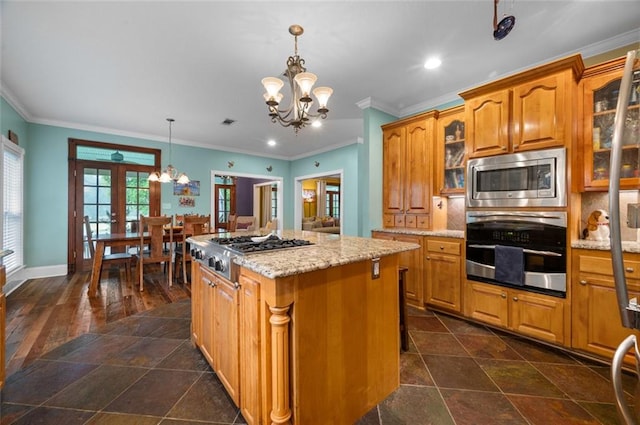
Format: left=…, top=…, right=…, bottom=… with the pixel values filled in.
left=582, top=57, right=640, bottom=190
left=436, top=106, right=466, bottom=195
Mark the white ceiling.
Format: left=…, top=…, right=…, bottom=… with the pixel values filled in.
left=1, top=1, right=639, bottom=160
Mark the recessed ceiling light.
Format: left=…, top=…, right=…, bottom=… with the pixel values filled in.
left=267, top=140, right=276, bottom=146
left=312, top=121, right=322, bottom=128
left=424, top=57, right=442, bottom=70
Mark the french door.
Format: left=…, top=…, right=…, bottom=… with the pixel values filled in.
left=69, top=139, right=161, bottom=273
left=214, top=184, right=236, bottom=231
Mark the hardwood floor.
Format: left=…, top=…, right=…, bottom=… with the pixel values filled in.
left=4, top=265, right=189, bottom=378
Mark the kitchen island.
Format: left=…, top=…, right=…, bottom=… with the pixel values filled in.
left=187, top=231, right=419, bottom=425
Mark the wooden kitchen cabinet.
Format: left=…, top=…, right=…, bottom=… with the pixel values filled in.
left=372, top=231, right=424, bottom=308
left=461, top=55, right=583, bottom=158
left=382, top=112, right=437, bottom=229
left=579, top=56, right=640, bottom=191
left=238, top=271, right=261, bottom=425
left=425, top=237, right=462, bottom=313
left=436, top=106, right=466, bottom=195
left=464, top=280, right=566, bottom=345
left=192, top=264, right=240, bottom=405
left=572, top=249, right=640, bottom=365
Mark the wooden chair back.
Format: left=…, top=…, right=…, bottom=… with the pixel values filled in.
left=184, top=214, right=211, bottom=236
left=227, top=214, right=237, bottom=232
left=137, top=215, right=173, bottom=291
left=83, top=216, right=96, bottom=258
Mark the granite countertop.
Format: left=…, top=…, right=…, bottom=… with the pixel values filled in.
left=371, top=228, right=465, bottom=239
left=571, top=239, right=640, bottom=253
left=188, top=230, right=420, bottom=279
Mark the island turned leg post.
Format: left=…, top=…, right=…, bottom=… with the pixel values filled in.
left=269, top=305, right=292, bottom=425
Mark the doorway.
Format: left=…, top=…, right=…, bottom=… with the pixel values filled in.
left=211, top=170, right=283, bottom=232
left=68, top=139, right=161, bottom=273
left=294, top=169, right=343, bottom=232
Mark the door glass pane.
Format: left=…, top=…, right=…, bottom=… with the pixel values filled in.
left=125, top=170, right=151, bottom=232
left=83, top=167, right=112, bottom=241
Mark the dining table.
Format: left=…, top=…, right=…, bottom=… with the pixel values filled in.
left=88, top=229, right=185, bottom=297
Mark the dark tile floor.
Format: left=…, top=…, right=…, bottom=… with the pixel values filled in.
left=1, top=301, right=637, bottom=425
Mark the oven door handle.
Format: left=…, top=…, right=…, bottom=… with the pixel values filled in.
left=467, top=244, right=563, bottom=257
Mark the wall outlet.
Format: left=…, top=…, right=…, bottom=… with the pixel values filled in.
left=371, top=257, right=380, bottom=279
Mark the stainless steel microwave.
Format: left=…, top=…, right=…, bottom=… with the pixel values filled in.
left=466, top=147, right=566, bottom=208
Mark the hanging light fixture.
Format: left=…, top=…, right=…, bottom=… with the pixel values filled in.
left=261, top=24, right=333, bottom=133
left=148, top=118, right=190, bottom=184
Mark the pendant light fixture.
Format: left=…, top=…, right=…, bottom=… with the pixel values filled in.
left=148, top=118, right=190, bottom=184
left=261, top=24, right=333, bottom=133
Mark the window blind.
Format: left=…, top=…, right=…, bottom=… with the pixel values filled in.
left=3, top=139, right=24, bottom=274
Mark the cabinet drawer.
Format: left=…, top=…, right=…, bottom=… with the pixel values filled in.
left=427, top=240, right=460, bottom=255
left=416, top=215, right=430, bottom=229
left=383, top=215, right=394, bottom=227
left=578, top=255, right=640, bottom=279
left=394, top=215, right=406, bottom=228
left=405, top=215, right=417, bottom=228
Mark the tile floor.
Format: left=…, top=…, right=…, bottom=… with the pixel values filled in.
left=1, top=301, right=637, bottom=425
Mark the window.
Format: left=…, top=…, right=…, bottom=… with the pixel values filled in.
left=271, top=185, right=278, bottom=219
left=325, top=184, right=340, bottom=218
left=2, top=137, right=24, bottom=275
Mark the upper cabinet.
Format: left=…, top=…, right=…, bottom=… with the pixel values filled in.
left=460, top=55, right=584, bottom=158
left=382, top=112, right=437, bottom=229
left=436, top=106, right=466, bottom=195
left=580, top=56, right=640, bottom=191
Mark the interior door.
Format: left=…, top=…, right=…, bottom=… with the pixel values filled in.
left=73, top=161, right=160, bottom=271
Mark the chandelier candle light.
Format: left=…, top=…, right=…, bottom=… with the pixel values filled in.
left=261, top=24, right=333, bottom=132
left=148, top=118, right=190, bottom=184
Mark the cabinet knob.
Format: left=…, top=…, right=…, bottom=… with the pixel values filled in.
left=426, top=256, right=431, bottom=260
left=513, top=296, right=519, bottom=302
left=440, top=246, right=445, bottom=250
left=501, top=146, right=507, bottom=150
left=626, top=267, right=635, bottom=273
left=500, top=293, right=507, bottom=299
left=579, top=280, right=588, bottom=286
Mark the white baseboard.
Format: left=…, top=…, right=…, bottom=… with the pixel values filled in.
left=4, top=264, right=67, bottom=296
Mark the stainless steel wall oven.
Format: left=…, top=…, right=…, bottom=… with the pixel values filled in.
left=465, top=211, right=567, bottom=298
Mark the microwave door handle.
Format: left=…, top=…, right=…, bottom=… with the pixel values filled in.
left=467, top=244, right=562, bottom=257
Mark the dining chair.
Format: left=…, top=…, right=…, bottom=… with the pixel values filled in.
left=175, top=214, right=211, bottom=284
left=83, top=215, right=133, bottom=286
left=227, top=214, right=237, bottom=232
left=135, top=215, right=173, bottom=291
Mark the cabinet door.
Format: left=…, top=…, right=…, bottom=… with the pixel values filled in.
left=404, top=119, right=431, bottom=214
left=200, top=267, right=216, bottom=366
left=466, top=90, right=511, bottom=157
left=426, top=253, right=461, bottom=312
left=582, top=64, right=640, bottom=190
left=190, top=262, right=203, bottom=345
left=239, top=273, right=261, bottom=425
left=464, top=281, right=509, bottom=327
left=383, top=126, right=405, bottom=216
left=436, top=106, right=466, bottom=195
left=214, top=278, right=240, bottom=406
left=510, top=290, right=565, bottom=344
left=512, top=73, right=568, bottom=152
left=395, top=234, right=424, bottom=307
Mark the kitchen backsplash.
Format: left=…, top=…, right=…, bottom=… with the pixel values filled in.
left=581, top=191, right=640, bottom=241
left=447, top=197, right=465, bottom=231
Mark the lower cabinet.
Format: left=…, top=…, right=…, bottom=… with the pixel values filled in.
left=572, top=249, right=640, bottom=364
left=464, top=280, right=566, bottom=344
left=425, top=238, right=462, bottom=313
left=191, top=264, right=241, bottom=406
left=372, top=231, right=424, bottom=308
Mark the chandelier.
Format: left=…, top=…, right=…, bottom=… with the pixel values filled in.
left=148, top=118, right=190, bottom=184
left=261, top=24, right=333, bottom=132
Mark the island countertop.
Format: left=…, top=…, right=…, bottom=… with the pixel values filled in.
left=188, top=230, right=419, bottom=279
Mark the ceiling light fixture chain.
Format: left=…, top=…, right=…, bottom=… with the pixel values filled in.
left=148, top=118, right=190, bottom=184
left=262, top=24, right=333, bottom=133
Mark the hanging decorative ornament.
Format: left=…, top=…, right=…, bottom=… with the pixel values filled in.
left=493, top=0, right=516, bottom=40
